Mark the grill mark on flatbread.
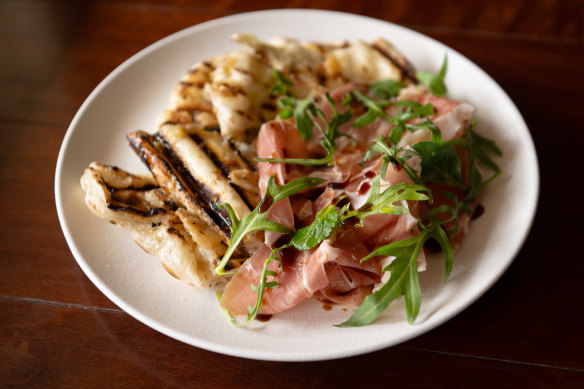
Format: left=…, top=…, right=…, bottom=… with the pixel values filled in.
left=261, top=102, right=277, bottom=112
left=188, top=133, right=232, bottom=178
left=127, top=131, right=232, bottom=237
left=228, top=139, right=257, bottom=172
left=188, top=133, right=256, bottom=210
left=371, top=42, right=417, bottom=83
left=155, top=135, right=233, bottom=233
left=94, top=173, right=169, bottom=217
left=107, top=203, right=167, bottom=217
left=218, top=82, right=247, bottom=97
left=191, top=124, right=257, bottom=173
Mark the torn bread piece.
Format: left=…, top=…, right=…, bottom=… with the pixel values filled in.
left=80, top=162, right=226, bottom=288
left=158, top=34, right=417, bottom=142
left=127, top=125, right=263, bottom=253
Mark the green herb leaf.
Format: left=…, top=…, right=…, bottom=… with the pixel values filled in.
left=424, top=221, right=454, bottom=281
left=290, top=204, right=340, bottom=251
left=342, top=177, right=430, bottom=226
left=388, top=102, right=435, bottom=144
left=269, top=69, right=293, bottom=96
left=294, top=98, right=317, bottom=142
left=242, top=249, right=282, bottom=325
left=412, top=141, right=466, bottom=191
left=351, top=90, right=390, bottom=127
left=270, top=176, right=325, bottom=202
left=215, top=176, right=323, bottom=275
left=415, top=55, right=448, bottom=96
left=369, top=79, right=404, bottom=99
left=219, top=248, right=284, bottom=326
left=257, top=94, right=352, bottom=166
left=393, top=101, right=433, bottom=120
left=336, top=234, right=426, bottom=327
left=405, top=118, right=442, bottom=143
left=466, top=127, right=502, bottom=186
left=337, top=223, right=454, bottom=327
left=425, top=191, right=470, bottom=236
left=364, top=137, right=422, bottom=185
left=276, top=96, right=316, bottom=142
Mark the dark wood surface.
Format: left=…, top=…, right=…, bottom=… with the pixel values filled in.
left=1, top=0, right=583, bottom=387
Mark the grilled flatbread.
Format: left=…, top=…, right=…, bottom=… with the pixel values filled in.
left=159, top=34, right=416, bottom=142
left=82, top=35, right=418, bottom=288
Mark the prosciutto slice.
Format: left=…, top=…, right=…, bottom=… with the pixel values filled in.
left=221, top=83, right=477, bottom=318
left=220, top=229, right=381, bottom=315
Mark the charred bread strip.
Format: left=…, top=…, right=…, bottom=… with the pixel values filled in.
left=80, top=162, right=223, bottom=288
left=127, top=130, right=232, bottom=241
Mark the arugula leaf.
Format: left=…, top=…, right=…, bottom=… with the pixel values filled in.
left=445, top=125, right=502, bottom=201
left=337, top=235, right=425, bottom=327
left=269, top=175, right=323, bottom=202
left=287, top=177, right=431, bottom=256
left=351, top=90, right=390, bottom=127
left=271, top=70, right=318, bottom=142
left=416, top=55, right=448, bottom=96
left=290, top=204, right=339, bottom=251
left=405, top=119, right=442, bottom=143
left=425, top=191, right=470, bottom=235
left=364, top=137, right=422, bottom=184
left=342, top=176, right=430, bottom=226
left=393, top=101, right=434, bottom=121
left=218, top=247, right=284, bottom=326
left=411, top=141, right=467, bottom=191
left=369, top=79, right=404, bottom=99
left=276, top=96, right=317, bottom=142
left=293, top=98, right=317, bottom=142
left=337, top=222, right=453, bottom=327
left=215, top=176, right=323, bottom=275
left=256, top=94, right=352, bottom=166
left=269, top=69, right=293, bottom=96
left=466, top=127, right=502, bottom=188
left=351, top=92, right=435, bottom=135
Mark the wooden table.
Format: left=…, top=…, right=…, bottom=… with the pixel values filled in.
left=2, top=0, right=583, bottom=387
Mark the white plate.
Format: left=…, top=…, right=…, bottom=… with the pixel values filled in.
left=55, top=9, right=539, bottom=361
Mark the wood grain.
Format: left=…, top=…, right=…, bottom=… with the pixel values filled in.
left=1, top=0, right=583, bottom=387
left=1, top=300, right=581, bottom=388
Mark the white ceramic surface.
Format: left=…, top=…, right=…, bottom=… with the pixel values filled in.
left=55, top=9, right=539, bottom=361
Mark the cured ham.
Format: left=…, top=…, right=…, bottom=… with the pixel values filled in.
left=220, top=229, right=381, bottom=315
left=220, top=82, right=481, bottom=318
